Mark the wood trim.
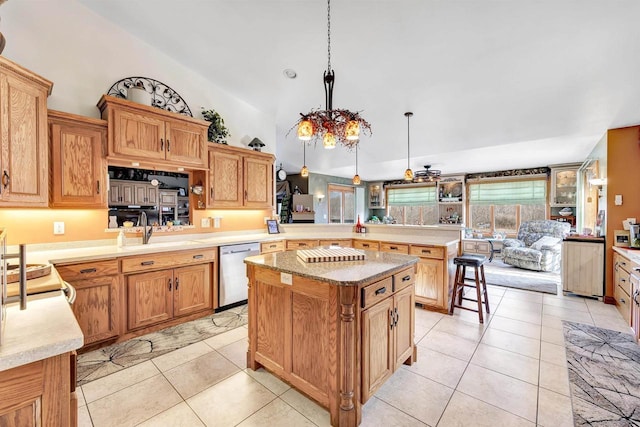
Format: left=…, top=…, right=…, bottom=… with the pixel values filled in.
left=0, top=55, right=53, bottom=94
left=97, top=94, right=209, bottom=127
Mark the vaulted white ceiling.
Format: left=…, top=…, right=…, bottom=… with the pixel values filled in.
left=80, top=0, right=640, bottom=181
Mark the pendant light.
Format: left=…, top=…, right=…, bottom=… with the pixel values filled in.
left=352, top=144, right=361, bottom=185
left=404, top=112, right=414, bottom=181
left=300, top=142, right=309, bottom=177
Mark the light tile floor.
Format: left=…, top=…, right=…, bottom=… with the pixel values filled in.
left=77, top=284, right=632, bottom=427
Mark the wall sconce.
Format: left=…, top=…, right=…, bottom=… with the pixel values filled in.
left=317, top=194, right=325, bottom=202
left=588, top=178, right=606, bottom=187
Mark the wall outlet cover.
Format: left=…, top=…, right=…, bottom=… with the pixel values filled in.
left=615, top=194, right=623, bottom=206
left=201, top=218, right=211, bottom=228
left=214, top=217, right=221, bottom=228
left=53, top=221, right=65, bottom=235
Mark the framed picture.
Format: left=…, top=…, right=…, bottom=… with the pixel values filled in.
left=178, top=188, right=186, bottom=197
left=614, top=230, right=630, bottom=247
left=266, top=219, right=279, bottom=234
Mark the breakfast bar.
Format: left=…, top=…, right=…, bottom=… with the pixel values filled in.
left=244, top=249, right=419, bottom=427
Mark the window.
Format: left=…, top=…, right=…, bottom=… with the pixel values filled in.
left=328, top=184, right=355, bottom=223
left=468, top=179, right=546, bottom=234
left=386, top=185, right=438, bottom=225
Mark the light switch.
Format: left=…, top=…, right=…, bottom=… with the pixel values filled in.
left=615, top=194, right=623, bottom=206
left=214, top=217, right=221, bottom=228
left=200, top=218, right=211, bottom=228
left=53, top=222, right=65, bottom=235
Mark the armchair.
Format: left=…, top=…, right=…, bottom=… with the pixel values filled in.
left=501, top=220, right=570, bottom=272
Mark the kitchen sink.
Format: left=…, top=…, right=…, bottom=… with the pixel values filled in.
left=120, top=240, right=203, bottom=251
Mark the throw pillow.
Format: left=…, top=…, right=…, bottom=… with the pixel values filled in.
left=530, top=236, right=561, bottom=250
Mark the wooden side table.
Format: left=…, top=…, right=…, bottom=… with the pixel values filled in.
left=461, top=238, right=503, bottom=262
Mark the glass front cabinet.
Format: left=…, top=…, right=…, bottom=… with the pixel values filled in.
left=368, top=182, right=385, bottom=209
left=550, top=166, right=579, bottom=207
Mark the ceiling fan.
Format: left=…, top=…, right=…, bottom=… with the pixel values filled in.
left=413, top=165, right=442, bottom=182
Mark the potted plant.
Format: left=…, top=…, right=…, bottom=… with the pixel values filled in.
left=201, top=107, right=230, bottom=144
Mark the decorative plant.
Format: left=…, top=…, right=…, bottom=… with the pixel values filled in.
left=201, top=107, right=230, bottom=144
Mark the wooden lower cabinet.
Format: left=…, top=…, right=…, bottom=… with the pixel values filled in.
left=561, top=240, right=604, bottom=296
left=285, top=239, right=319, bottom=250
left=352, top=240, right=380, bottom=251
left=128, top=264, right=211, bottom=330
left=361, top=284, right=414, bottom=402
left=410, top=244, right=455, bottom=313
left=319, top=239, right=353, bottom=248
left=0, top=353, right=75, bottom=427
left=631, top=273, right=640, bottom=341
left=261, top=240, right=285, bottom=254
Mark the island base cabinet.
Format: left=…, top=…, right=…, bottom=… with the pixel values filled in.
left=0, top=353, right=74, bottom=427
left=361, top=284, right=415, bottom=402
left=414, top=257, right=445, bottom=310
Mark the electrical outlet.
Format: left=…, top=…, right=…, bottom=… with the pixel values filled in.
left=201, top=218, right=211, bottom=228
left=214, top=217, right=221, bottom=228
left=53, top=221, right=65, bottom=235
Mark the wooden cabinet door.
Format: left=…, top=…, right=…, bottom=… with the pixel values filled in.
left=209, top=149, right=243, bottom=207
left=127, top=270, right=173, bottom=330
left=361, top=297, right=394, bottom=403
left=244, top=155, right=273, bottom=208
left=134, top=183, right=157, bottom=205
left=173, top=264, right=211, bottom=317
left=630, top=274, right=640, bottom=340
left=165, top=120, right=206, bottom=167
left=0, top=73, right=49, bottom=206
left=112, top=108, right=166, bottom=161
left=49, top=119, right=106, bottom=208
left=71, top=275, right=122, bottom=345
left=393, top=285, right=415, bottom=370
left=414, top=257, right=445, bottom=309
left=561, top=241, right=604, bottom=296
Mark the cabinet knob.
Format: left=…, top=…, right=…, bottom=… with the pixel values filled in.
left=389, top=311, right=394, bottom=330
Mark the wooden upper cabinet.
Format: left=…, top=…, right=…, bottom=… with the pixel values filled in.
left=0, top=56, right=53, bottom=207
left=199, top=144, right=274, bottom=209
left=97, top=95, right=208, bottom=169
left=48, top=110, right=108, bottom=208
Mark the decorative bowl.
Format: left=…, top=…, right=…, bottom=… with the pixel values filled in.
left=123, top=221, right=134, bottom=227
left=559, top=211, right=572, bottom=216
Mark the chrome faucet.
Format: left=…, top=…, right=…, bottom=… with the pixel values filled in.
left=140, top=211, right=153, bottom=244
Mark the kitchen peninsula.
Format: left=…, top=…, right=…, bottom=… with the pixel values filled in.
left=244, top=249, right=419, bottom=427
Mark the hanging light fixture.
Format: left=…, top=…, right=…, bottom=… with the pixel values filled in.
left=404, top=112, right=414, bottom=181
left=352, top=144, right=361, bottom=185
left=300, top=142, right=309, bottom=177
left=293, top=0, right=371, bottom=150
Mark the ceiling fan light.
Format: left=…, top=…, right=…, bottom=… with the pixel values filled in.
left=323, top=132, right=336, bottom=149
left=353, top=174, right=361, bottom=185
left=345, top=120, right=360, bottom=141
left=404, top=168, right=414, bottom=181
left=297, top=119, right=313, bottom=141
left=301, top=165, right=309, bottom=177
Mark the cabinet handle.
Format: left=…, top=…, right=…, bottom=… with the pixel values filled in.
left=269, top=244, right=276, bottom=248
left=80, top=268, right=97, bottom=274
left=160, top=138, right=164, bottom=151
left=421, top=249, right=431, bottom=254
left=621, top=261, right=627, bottom=267
left=633, top=290, right=639, bottom=305
left=402, top=275, right=411, bottom=282
left=175, top=277, right=179, bottom=290
left=363, top=243, right=370, bottom=248
left=375, top=286, right=386, bottom=295
left=168, top=278, right=172, bottom=290
left=167, top=139, right=170, bottom=151
left=210, top=187, right=214, bottom=200
left=394, top=307, right=399, bottom=327
left=299, top=242, right=307, bottom=247
left=244, top=190, right=247, bottom=200
left=193, top=254, right=204, bottom=259
left=389, top=311, right=394, bottom=330
left=390, top=246, right=398, bottom=250
left=2, top=170, right=9, bottom=190
left=141, top=260, right=155, bottom=266
left=96, top=180, right=100, bottom=194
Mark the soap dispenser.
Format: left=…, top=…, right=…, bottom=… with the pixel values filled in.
left=117, top=229, right=126, bottom=248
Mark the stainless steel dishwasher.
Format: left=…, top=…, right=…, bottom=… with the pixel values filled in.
left=218, top=242, right=260, bottom=309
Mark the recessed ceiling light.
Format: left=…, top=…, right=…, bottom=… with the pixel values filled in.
left=283, top=69, right=297, bottom=79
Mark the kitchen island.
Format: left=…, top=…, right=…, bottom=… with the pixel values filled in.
left=244, top=249, right=419, bottom=427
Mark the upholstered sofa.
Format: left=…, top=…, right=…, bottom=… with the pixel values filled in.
left=501, top=220, right=570, bottom=272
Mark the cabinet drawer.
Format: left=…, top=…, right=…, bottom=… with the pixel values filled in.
left=617, top=268, right=631, bottom=296
left=56, top=259, right=119, bottom=280
left=261, top=240, right=285, bottom=254
left=615, top=284, right=632, bottom=325
left=361, top=277, right=393, bottom=310
left=286, top=239, right=319, bottom=250
left=615, top=253, right=631, bottom=273
left=380, top=242, right=409, bottom=254
left=319, top=239, right=353, bottom=248
left=122, top=249, right=215, bottom=273
left=393, top=267, right=415, bottom=292
left=353, top=240, right=380, bottom=251
left=159, top=193, right=177, bottom=204
left=410, top=245, right=444, bottom=259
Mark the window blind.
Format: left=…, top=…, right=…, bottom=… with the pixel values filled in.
left=469, top=180, right=546, bottom=205
left=387, top=186, right=436, bottom=206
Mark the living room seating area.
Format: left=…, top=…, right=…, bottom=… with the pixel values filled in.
left=501, top=220, right=571, bottom=272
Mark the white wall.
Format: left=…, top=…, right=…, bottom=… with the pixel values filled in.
left=0, top=0, right=275, bottom=152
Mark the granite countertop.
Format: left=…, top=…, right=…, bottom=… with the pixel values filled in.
left=21, top=230, right=458, bottom=266
left=0, top=291, right=84, bottom=372
left=244, top=249, right=419, bottom=286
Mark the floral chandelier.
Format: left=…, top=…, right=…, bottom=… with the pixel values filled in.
left=294, top=0, right=372, bottom=150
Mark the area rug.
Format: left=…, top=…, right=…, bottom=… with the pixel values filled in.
left=562, top=321, right=640, bottom=426
left=77, top=304, right=248, bottom=386
left=465, top=259, right=559, bottom=294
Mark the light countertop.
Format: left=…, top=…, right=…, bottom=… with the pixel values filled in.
left=0, top=291, right=83, bottom=372
left=612, top=246, right=640, bottom=264
left=244, top=249, right=418, bottom=286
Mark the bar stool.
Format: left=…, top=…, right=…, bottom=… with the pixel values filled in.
left=449, top=254, right=490, bottom=323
